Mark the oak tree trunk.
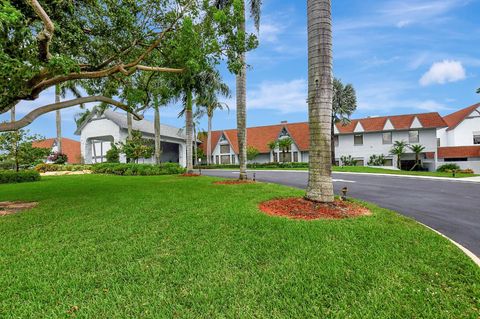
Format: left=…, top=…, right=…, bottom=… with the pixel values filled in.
left=237, top=2, right=247, bottom=180
left=305, top=0, right=334, bottom=203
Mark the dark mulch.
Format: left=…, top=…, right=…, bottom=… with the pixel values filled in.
left=213, top=180, right=256, bottom=185
left=0, top=201, right=38, bottom=216
left=259, top=197, right=371, bottom=220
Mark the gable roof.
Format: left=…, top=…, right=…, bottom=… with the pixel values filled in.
left=443, top=103, right=480, bottom=131
left=438, top=146, right=480, bottom=159
left=75, top=108, right=186, bottom=140
left=32, top=138, right=81, bottom=164
left=201, top=112, right=447, bottom=155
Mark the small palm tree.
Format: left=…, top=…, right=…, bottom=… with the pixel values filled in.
left=267, top=140, right=278, bottom=162
left=409, top=144, right=426, bottom=171
left=278, top=138, right=293, bottom=163
left=390, top=141, right=408, bottom=169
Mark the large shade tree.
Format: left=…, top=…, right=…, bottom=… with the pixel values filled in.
left=332, top=78, right=357, bottom=164
left=0, top=0, right=236, bottom=132
left=305, top=0, right=334, bottom=203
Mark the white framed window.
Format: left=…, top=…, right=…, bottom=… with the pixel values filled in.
left=354, top=134, right=363, bottom=146
left=220, top=144, right=230, bottom=154
left=382, top=132, right=392, bottom=144
left=474, top=134, right=480, bottom=145
left=221, top=155, right=231, bottom=164
left=334, top=135, right=339, bottom=147
left=409, top=130, right=419, bottom=143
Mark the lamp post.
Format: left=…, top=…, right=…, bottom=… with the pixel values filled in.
left=198, top=158, right=202, bottom=175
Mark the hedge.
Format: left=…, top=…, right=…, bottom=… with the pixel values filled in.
left=195, top=162, right=310, bottom=169
left=34, top=163, right=91, bottom=173
left=0, top=170, right=41, bottom=184
left=91, top=163, right=185, bottom=176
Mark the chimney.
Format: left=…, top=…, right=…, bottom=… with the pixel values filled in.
left=281, top=120, right=288, bottom=124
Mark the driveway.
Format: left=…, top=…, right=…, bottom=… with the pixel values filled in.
left=202, top=169, right=480, bottom=258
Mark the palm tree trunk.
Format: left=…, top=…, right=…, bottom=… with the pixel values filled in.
left=185, top=90, right=194, bottom=173
left=11, top=107, right=17, bottom=171
left=305, top=0, right=334, bottom=203
left=193, top=124, right=198, bottom=166
left=331, top=120, right=335, bottom=165
left=237, top=1, right=247, bottom=180
left=55, top=85, right=62, bottom=154
left=207, top=113, right=212, bottom=165
left=154, top=105, right=161, bottom=165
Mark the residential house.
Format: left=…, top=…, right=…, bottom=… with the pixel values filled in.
left=76, top=108, right=188, bottom=166
left=32, top=138, right=81, bottom=164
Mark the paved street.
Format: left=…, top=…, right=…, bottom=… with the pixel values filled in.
left=203, top=169, right=480, bottom=257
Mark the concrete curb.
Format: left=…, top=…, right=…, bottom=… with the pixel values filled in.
left=418, top=222, right=480, bottom=267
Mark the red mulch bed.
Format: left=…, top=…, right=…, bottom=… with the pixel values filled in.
left=259, top=197, right=371, bottom=220
left=213, top=180, right=256, bottom=185
left=0, top=201, right=38, bottom=216
left=179, top=173, right=201, bottom=177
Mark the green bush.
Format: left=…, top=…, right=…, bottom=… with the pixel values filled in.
left=195, top=162, right=310, bottom=169
left=437, top=163, right=460, bottom=172
left=34, top=163, right=91, bottom=173
left=367, top=154, right=387, bottom=166
left=0, top=170, right=41, bottom=184
left=340, top=155, right=357, bottom=166
left=91, top=163, right=185, bottom=176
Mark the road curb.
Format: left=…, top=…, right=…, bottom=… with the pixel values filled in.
left=418, top=222, right=480, bottom=267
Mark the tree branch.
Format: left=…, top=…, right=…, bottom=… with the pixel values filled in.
left=29, top=0, right=55, bottom=62
left=0, top=96, right=143, bottom=132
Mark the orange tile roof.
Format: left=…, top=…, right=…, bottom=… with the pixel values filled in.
left=200, top=112, right=447, bottom=154
left=438, top=146, right=480, bottom=159
left=443, top=103, right=480, bottom=131
left=32, top=138, right=82, bottom=164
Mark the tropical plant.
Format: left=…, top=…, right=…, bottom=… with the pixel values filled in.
left=119, top=131, right=154, bottom=164
left=437, top=163, right=460, bottom=172
left=390, top=141, right=409, bottom=169
left=246, top=146, right=259, bottom=162
left=106, top=143, right=120, bottom=163
left=332, top=78, right=356, bottom=163
left=48, top=152, right=68, bottom=164
left=408, top=144, right=426, bottom=171
left=0, top=130, right=50, bottom=171
left=340, top=155, right=357, bottom=167
left=278, top=138, right=293, bottom=163
left=367, top=154, right=387, bottom=166
left=267, top=140, right=278, bottom=161
left=305, top=0, right=334, bottom=202
left=55, top=82, right=83, bottom=153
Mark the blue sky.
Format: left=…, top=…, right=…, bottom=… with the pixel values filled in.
left=2, top=0, right=479, bottom=140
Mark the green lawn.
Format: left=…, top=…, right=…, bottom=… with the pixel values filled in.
left=0, top=175, right=479, bottom=318
left=244, top=166, right=477, bottom=178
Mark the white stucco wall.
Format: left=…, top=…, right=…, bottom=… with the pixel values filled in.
left=80, top=118, right=121, bottom=164
left=446, top=115, right=480, bottom=146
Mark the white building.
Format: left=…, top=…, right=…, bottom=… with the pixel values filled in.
left=76, top=108, right=188, bottom=166
left=436, top=103, right=480, bottom=172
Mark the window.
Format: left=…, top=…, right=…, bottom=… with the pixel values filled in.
left=220, top=144, right=230, bottom=154
left=215, top=155, right=219, bottom=165
left=408, top=130, right=419, bottom=143
left=334, top=135, right=339, bottom=147
left=384, top=159, right=393, bottom=166
left=382, top=132, right=392, bottom=144
left=293, top=152, right=299, bottom=162
left=221, top=155, right=231, bottom=164
left=474, top=134, right=480, bottom=145
left=437, top=138, right=441, bottom=147
left=445, top=158, right=468, bottom=162
left=354, top=134, right=363, bottom=146
left=273, top=153, right=278, bottom=163
left=356, top=159, right=365, bottom=166
left=280, top=152, right=292, bottom=163
left=231, top=155, right=236, bottom=164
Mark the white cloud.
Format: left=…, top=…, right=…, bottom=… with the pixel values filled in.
left=419, top=60, right=466, bottom=86
left=414, top=100, right=451, bottom=111
left=247, top=79, right=307, bottom=114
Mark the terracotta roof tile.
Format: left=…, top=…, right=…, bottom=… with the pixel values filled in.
left=32, top=138, right=82, bottom=164
left=438, top=146, right=480, bottom=159
left=443, top=103, right=480, bottom=131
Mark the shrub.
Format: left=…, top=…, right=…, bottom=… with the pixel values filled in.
left=34, top=163, right=91, bottom=173
left=437, top=163, right=460, bottom=172
left=0, top=170, right=40, bottom=184
left=195, top=162, right=310, bottom=170
left=91, top=163, right=185, bottom=176
left=106, top=143, right=120, bottom=163
left=460, top=168, right=474, bottom=174
left=368, top=154, right=387, bottom=166
left=340, top=155, right=357, bottom=166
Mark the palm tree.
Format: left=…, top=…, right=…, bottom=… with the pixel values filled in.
left=332, top=78, right=356, bottom=164
left=195, top=71, right=230, bottom=165
left=153, top=97, right=162, bottom=165
left=305, top=0, right=334, bottom=203
left=390, top=140, right=408, bottom=169
left=215, top=0, right=262, bottom=180
left=267, top=140, right=278, bottom=162
left=278, top=137, right=293, bottom=163
left=409, top=144, right=426, bottom=171
left=56, top=82, right=83, bottom=154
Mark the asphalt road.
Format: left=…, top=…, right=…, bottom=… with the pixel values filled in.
left=202, top=169, right=480, bottom=258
